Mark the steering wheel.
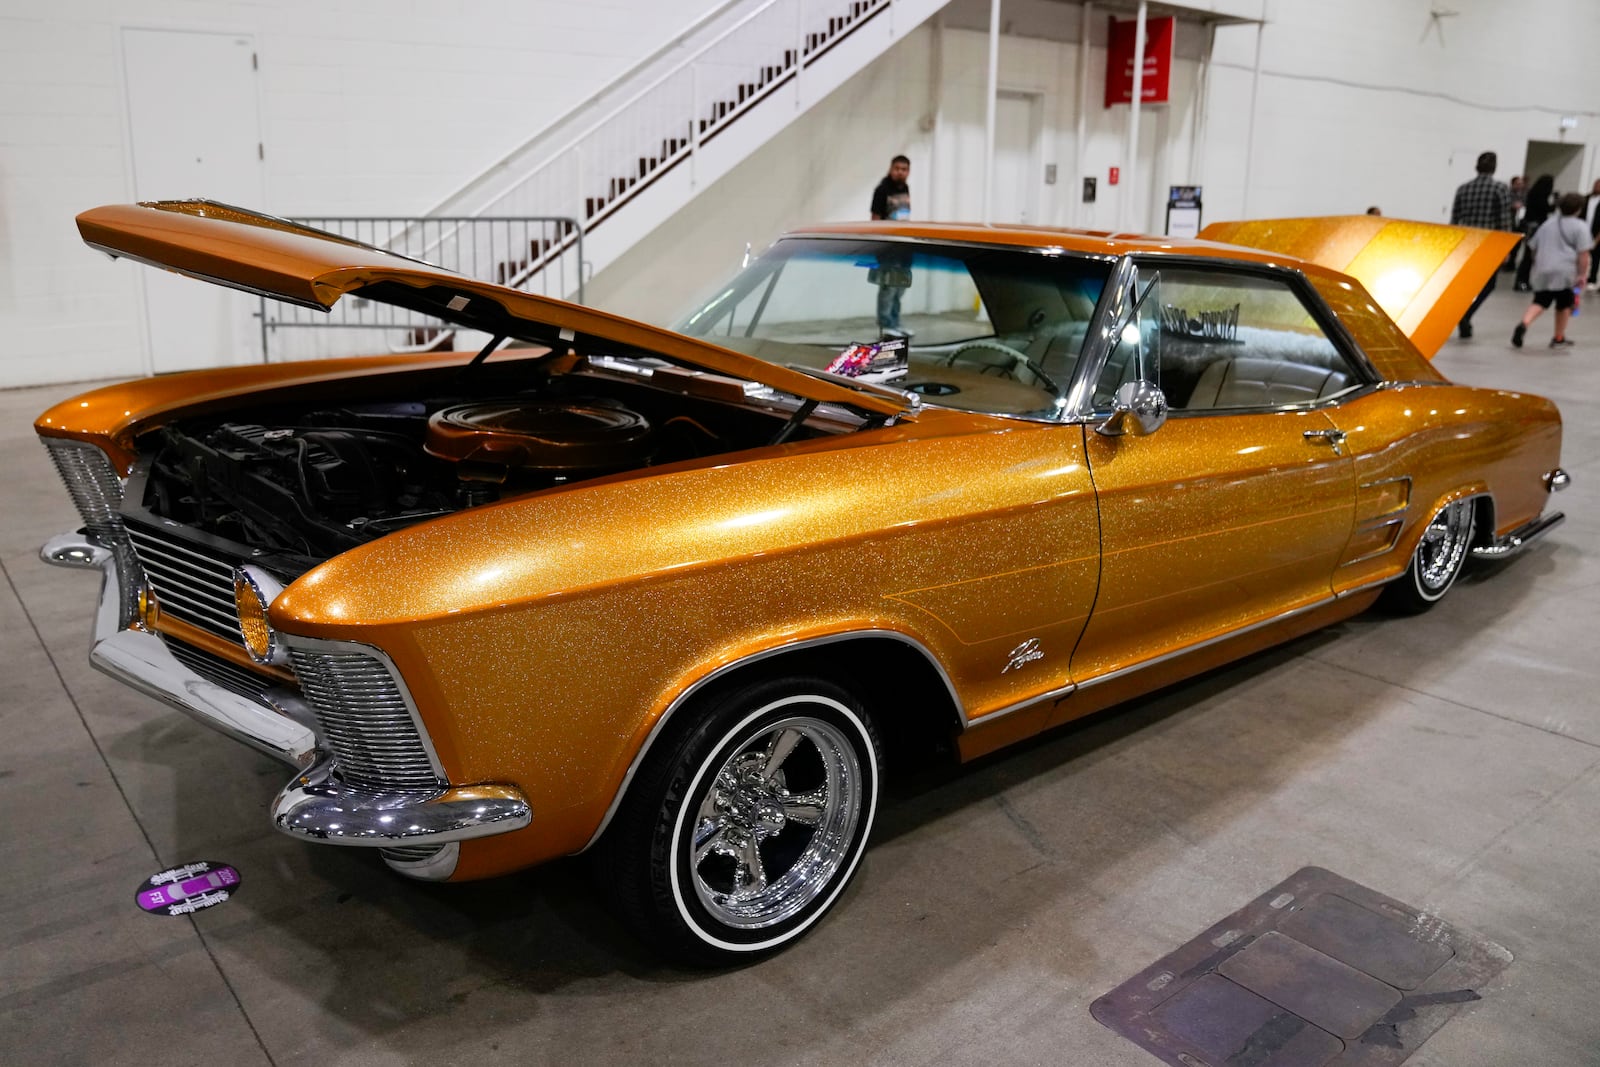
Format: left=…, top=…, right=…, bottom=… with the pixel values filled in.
left=943, top=340, right=1061, bottom=395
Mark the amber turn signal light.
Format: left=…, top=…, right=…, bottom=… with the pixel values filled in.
left=233, top=565, right=287, bottom=665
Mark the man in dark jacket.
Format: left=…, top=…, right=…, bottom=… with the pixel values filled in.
left=870, top=156, right=912, bottom=334
left=870, top=155, right=911, bottom=221
left=1451, top=151, right=1513, bottom=339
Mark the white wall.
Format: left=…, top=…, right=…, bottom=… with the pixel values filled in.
left=8, top=0, right=1600, bottom=388
left=590, top=0, right=1600, bottom=328
left=1202, top=0, right=1600, bottom=223
left=0, top=0, right=715, bottom=388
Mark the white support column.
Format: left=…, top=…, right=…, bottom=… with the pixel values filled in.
left=1188, top=21, right=1216, bottom=188
left=1074, top=2, right=1092, bottom=228
left=983, top=0, right=1001, bottom=224
left=795, top=0, right=806, bottom=110
left=690, top=65, right=700, bottom=188
left=1121, top=0, right=1147, bottom=232
left=929, top=15, right=945, bottom=221
left=1242, top=16, right=1265, bottom=216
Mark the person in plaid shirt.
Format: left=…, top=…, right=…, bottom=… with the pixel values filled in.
left=1451, top=151, right=1514, bottom=339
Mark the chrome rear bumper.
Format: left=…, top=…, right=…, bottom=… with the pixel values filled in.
left=1471, top=511, right=1566, bottom=560
left=42, top=532, right=531, bottom=861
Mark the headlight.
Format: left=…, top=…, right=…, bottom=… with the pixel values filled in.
left=233, top=565, right=288, bottom=665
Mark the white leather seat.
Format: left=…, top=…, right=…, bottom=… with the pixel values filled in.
left=1185, top=356, right=1349, bottom=409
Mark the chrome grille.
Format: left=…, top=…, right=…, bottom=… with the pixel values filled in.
left=288, top=646, right=443, bottom=794
left=166, top=636, right=274, bottom=700
left=42, top=438, right=125, bottom=537
left=127, top=524, right=242, bottom=642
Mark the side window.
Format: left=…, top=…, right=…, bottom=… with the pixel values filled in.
left=1137, top=267, right=1356, bottom=412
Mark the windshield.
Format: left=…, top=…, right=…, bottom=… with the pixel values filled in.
left=676, top=237, right=1113, bottom=417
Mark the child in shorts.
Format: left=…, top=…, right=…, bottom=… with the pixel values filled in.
left=1513, top=192, right=1593, bottom=349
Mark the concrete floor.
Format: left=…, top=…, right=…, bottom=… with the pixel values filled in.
left=2, top=286, right=1596, bottom=1066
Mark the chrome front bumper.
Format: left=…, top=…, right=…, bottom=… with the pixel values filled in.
left=44, top=533, right=320, bottom=768
left=274, top=757, right=532, bottom=846
left=42, top=532, right=531, bottom=864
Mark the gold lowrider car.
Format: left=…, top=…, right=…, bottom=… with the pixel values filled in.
left=38, top=202, right=1565, bottom=963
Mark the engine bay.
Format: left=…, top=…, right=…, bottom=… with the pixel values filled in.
left=130, top=358, right=845, bottom=572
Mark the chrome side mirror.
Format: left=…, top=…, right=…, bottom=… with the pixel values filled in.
left=1096, top=380, right=1168, bottom=437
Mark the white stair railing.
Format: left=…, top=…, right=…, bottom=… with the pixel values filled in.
left=410, top=0, right=896, bottom=294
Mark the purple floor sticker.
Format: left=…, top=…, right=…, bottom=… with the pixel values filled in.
left=135, top=860, right=240, bottom=916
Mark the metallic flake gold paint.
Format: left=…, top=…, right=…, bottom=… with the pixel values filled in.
left=269, top=415, right=1101, bottom=866
left=37, top=213, right=1565, bottom=882
left=1198, top=216, right=1521, bottom=359
left=74, top=202, right=906, bottom=418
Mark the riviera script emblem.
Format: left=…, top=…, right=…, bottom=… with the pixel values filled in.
left=1003, top=638, right=1044, bottom=673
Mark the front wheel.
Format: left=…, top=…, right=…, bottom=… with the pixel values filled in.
left=600, top=677, right=881, bottom=965
left=1381, top=498, right=1475, bottom=614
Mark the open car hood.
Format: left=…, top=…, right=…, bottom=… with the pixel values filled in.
left=77, top=201, right=908, bottom=418
left=1198, top=215, right=1521, bottom=359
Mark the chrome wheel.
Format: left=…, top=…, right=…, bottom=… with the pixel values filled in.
left=601, top=678, right=879, bottom=963
left=1415, top=498, right=1474, bottom=599
left=686, top=715, right=862, bottom=929
left=1381, top=497, right=1476, bottom=614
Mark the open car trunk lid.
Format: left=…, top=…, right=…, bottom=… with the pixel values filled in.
left=76, top=200, right=909, bottom=418
left=1198, top=215, right=1521, bottom=359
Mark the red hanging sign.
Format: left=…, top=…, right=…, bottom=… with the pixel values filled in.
left=1105, top=15, right=1174, bottom=107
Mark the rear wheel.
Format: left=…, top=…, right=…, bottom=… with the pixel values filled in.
left=600, top=677, right=881, bottom=965
left=1382, top=498, right=1475, bottom=614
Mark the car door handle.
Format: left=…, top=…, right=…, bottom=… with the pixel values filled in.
left=1303, top=429, right=1347, bottom=446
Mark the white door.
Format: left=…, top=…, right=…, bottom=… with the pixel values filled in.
left=992, top=92, right=1039, bottom=224
left=123, top=28, right=264, bottom=372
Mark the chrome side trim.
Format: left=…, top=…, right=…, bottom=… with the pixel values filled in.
left=1070, top=588, right=1370, bottom=695
left=1471, top=511, right=1565, bottom=560
left=1338, top=518, right=1404, bottom=566
left=272, top=757, right=530, bottom=847
left=1334, top=573, right=1402, bottom=598
left=41, top=532, right=112, bottom=570
left=961, top=680, right=1078, bottom=729
left=577, top=628, right=962, bottom=853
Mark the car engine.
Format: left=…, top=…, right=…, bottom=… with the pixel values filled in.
left=136, top=394, right=658, bottom=568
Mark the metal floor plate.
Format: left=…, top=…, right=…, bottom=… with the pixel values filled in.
left=1091, top=867, right=1512, bottom=1067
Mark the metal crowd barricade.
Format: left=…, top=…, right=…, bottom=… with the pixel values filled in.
left=257, top=215, right=584, bottom=362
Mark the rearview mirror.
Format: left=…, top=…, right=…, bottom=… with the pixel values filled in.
left=1095, top=380, right=1168, bottom=437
